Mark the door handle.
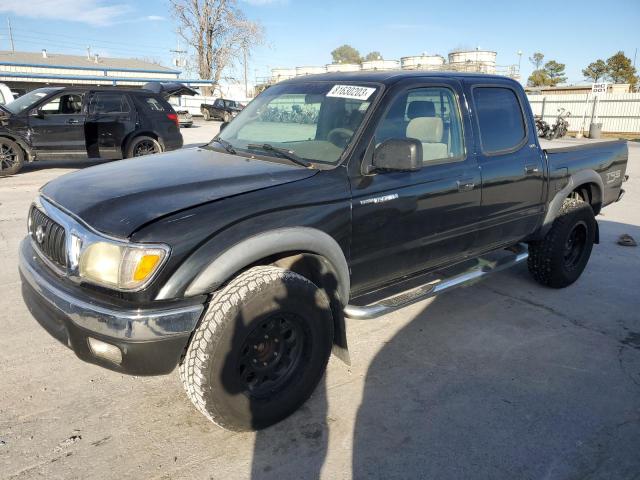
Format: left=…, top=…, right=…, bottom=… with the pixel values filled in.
left=456, top=179, right=475, bottom=192
left=67, top=118, right=80, bottom=124
left=525, top=164, right=540, bottom=175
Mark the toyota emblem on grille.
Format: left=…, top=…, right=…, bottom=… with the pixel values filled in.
left=35, top=225, right=45, bottom=244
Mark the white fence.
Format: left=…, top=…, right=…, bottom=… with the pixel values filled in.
left=526, top=93, right=640, bottom=134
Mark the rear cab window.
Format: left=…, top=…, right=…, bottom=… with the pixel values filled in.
left=473, top=86, right=526, bottom=154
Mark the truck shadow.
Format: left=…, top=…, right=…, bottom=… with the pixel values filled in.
left=243, top=220, right=640, bottom=479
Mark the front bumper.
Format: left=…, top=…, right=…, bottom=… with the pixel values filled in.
left=19, top=239, right=204, bottom=375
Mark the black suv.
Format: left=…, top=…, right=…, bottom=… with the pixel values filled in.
left=0, top=82, right=195, bottom=176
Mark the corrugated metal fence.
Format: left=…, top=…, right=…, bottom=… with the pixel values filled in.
left=526, top=93, right=640, bottom=134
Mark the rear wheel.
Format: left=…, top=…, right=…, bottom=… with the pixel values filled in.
left=527, top=198, right=596, bottom=288
left=0, top=138, right=24, bottom=177
left=223, top=112, right=231, bottom=123
left=202, top=109, right=211, bottom=121
left=180, top=266, right=334, bottom=431
left=126, top=136, right=162, bottom=158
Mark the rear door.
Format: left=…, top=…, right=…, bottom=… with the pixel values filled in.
left=85, top=91, right=134, bottom=159
left=349, top=79, right=482, bottom=293
left=29, top=91, right=87, bottom=158
left=466, top=81, right=545, bottom=247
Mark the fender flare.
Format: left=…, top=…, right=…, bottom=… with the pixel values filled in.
left=542, top=169, right=603, bottom=231
left=182, top=227, right=351, bottom=305
left=0, top=134, right=33, bottom=162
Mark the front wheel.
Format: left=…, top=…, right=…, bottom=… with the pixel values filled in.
left=527, top=198, right=596, bottom=288
left=180, top=266, right=334, bottom=431
left=0, top=138, right=25, bottom=177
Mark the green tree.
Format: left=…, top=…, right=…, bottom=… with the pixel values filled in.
left=527, top=69, right=551, bottom=87
left=606, top=51, right=637, bottom=85
left=331, top=44, right=362, bottom=64
left=543, top=60, right=567, bottom=86
left=529, top=52, right=544, bottom=70
left=582, top=59, right=608, bottom=82
left=363, top=51, right=382, bottom=61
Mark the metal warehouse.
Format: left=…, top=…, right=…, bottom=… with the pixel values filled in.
left=0, top=49, right=211, bottom=94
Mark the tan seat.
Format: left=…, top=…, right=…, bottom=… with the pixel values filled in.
left=406, top=117, right=448, bottom=163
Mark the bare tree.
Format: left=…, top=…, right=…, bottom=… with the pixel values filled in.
left=170, top=0, right=263, bottom=91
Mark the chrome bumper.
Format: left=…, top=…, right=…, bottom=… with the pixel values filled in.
left=19, top=238, right=203, bottom=341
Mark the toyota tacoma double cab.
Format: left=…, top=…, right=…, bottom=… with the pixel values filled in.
left=19, top=71, right=628, bottom=431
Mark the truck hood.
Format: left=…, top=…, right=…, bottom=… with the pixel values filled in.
left=41, top=147, right=318, bottom=237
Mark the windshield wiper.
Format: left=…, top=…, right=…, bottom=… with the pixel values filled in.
left=246, top=143, right=312, bottom=168
left=211, top=137, right=236, bottom=155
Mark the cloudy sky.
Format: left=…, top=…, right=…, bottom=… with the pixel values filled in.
left=0, top=0, right=638, bottom=84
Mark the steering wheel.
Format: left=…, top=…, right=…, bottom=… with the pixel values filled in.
left=327, top=128, right=354, bottom=148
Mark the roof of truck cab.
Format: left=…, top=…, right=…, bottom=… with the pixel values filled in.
left=279, top=70, right=517, bottom=85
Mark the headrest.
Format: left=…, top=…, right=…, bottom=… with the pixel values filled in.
left=406, top=117, right=444, bottom=143
left=407, top=101, right=435, bottom=119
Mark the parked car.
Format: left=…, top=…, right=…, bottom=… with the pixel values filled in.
left=19, top=72, right=628, bottom=431
left=176, top=110, right=193, bottom=128
left=200, top=98, right=243, bottom=122
left=0, top=82, right=14, bottom=105
left=0, top=82, right=196, bottom=176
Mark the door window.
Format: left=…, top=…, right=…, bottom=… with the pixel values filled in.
left=88, top=93, right=130, bottom=114
left=375, top=87, right=464, bottom=165
left=474, top=87, right=526, bottom=153
left=40, top=93, right=84, bottom=115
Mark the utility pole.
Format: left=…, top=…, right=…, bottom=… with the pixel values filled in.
left=243, top=46, right=249, bottom=99
left=7, top=18, right=15, bottom=52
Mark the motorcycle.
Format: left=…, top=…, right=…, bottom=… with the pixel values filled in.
left=535, top=115, right=550, bottom=138
left=546, top=108, right=571, bottom=140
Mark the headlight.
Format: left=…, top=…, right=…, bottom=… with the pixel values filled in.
left=79, top=241, right=168, bottom=291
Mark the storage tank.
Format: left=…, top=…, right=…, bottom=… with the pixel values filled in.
left=361, top=59, right=400, bottom=71
left=326, top=63, right=361, bottom=73
left=448, top=49, right=496, bottom=73
left=295, top=66, right=327, bottom=76
left=270, top=67, right=296, bottom=83
left=400, top=54, right=445, bottom=70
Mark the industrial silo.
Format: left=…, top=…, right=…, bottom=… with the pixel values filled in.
left=360, top=59, right=400, bottom=71
left=400, top=54, right=445, bottom=71
left=326, top=63, right=361, bottom=73
left=295, top=66, right=327, bottom=76
left=447, top=49, right=497, bottom=73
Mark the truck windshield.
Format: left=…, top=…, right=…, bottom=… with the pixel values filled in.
left=3, top=88, right=61, bottom=114
left=215, top=82, right=379, bottom=164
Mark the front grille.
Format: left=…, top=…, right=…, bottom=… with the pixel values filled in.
left=29, top=206, right=67, bottom=269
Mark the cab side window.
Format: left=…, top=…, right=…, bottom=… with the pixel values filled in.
left=88, top=93, right=130, bottom=115
left=40, top=93, right=84, bottom=115
left=474, top=87, right=526, bottom=153
left=375, top=87, right=464, bottom=165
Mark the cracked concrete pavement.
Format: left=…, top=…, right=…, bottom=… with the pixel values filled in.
left=0, top=123, right=639, bottom=479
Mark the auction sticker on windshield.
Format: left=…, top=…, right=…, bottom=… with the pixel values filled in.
left=327, top=85, right=376, bottom=100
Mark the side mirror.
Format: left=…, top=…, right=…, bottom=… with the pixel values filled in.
left=372, top=138, right=422, bottom=172
left=219, top=121, right=229, bottom=132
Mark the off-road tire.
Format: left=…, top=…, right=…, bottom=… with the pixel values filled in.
left=202, top=109, right=211, bottom=121
left=180, top=265, right=334, bottom=431
left=527, top=198, right=596, bottom=288
left=0, top=138, right=25, bottom=177
left=223, top=112, right=231, bottom=123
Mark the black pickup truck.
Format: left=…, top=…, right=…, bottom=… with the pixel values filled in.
left=200, top=98, right=243, bottom=122
left=19, top=71, right=628, bottom=431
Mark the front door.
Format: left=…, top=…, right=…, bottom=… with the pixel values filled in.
left=349, top=80, right=482, bottom=294
left=466, top=82, right=545, bottom=247
left=29, top=92, right=87, bottom=158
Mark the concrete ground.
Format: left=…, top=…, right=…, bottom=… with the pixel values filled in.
left=0, top=122, right=639, bottom=479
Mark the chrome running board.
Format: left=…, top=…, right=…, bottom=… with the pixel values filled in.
left=344, top=244, right=529, bottom=320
